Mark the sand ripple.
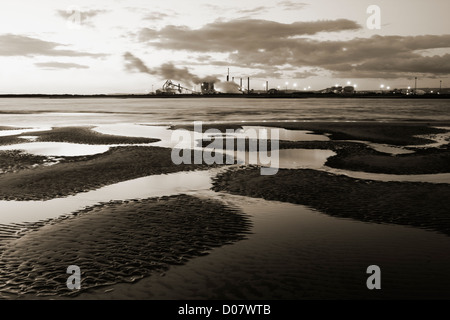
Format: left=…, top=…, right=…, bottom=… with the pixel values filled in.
left=0, top=194, right=251, bottom=298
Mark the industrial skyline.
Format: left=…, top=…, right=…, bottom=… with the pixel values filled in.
left=1, top=0, right=449, bottom=94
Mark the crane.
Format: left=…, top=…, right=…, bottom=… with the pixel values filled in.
left=155, top=80, right=199, bottom=95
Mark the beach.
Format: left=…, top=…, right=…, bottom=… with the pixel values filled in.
left=0, top=98, right=449, bottom=299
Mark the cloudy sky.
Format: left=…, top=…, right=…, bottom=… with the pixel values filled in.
left=1, top=0, right=449, bottom=94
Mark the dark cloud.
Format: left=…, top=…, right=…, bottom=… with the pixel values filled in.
left=138, top=19, right=361, bottom=53
left=0, top=34, right=106, bottom=57
left=293, top=70, right=320, bottom=78
left=332, top=54, right=450, bottom=79
left=135, top=18, right=450, bottom=79
left=35, top=62, right=90, bottom=70
left=249, top=70, right=284, bottom=79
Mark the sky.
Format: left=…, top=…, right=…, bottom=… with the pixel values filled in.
left=0, top=0, right=449, bottom=94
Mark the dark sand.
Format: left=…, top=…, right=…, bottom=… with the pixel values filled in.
left=213, top=167, right=450, bottom=236
left=0, top=126, right=159, bottom=146
left=0, top=126, right=162, bottom=174
left=196, top=122, right=450, bottom=174
left=0, top=194, right=251, bottom=298
left=0, top=135, right=25, bottom=146
left=31, top=126, right=160, bottom=145
left=200, top=137, right=450, bottom=174
left=0, top=122, right=449, bottom=300
left=0, top=146, right=216, bottom=201
left=0, top=151, right=48, bottom=174
left=277, top=140, right=450, bottom=174
left=173, top=121, right=450, bottom=145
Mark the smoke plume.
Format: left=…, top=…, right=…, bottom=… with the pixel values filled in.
left=215, top=81, right=242, bottom=93
left=123, top=52, right=219, bottom=85
left=123, top=52, right=152, bottom=74
left=123, top=52, right=241, bottom=93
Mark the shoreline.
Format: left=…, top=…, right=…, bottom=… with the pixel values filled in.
left=1, top=94, right=450, bottom=99
left=0, top=120, right=449, bottom=299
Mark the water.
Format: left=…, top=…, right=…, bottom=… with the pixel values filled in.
left=0, top=97, right=449, bottom=299
left=77, top=194, right=450, bottom=299
left=0, top=170, right=214, bottom=225
left=0, top=142, right=112, bottom=157
left=0, top=98, right=449, bottom=125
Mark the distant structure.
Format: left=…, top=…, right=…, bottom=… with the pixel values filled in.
left=342, top=86, right=355, bottom=95
left=320, top=86, right=343, bottom=94
left=155, top=80, right=198, bottom=95
left=320, top=85, right=355, bottom=95
left=201, top=82, right=216, bottom=94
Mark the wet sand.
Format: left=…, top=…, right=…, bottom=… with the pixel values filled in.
left=278, top=140, right=450, bottom=174
left=31, top=126, right=160, bottom=145
left=0, top=135, right=24, bottom=146
left=0, top=146, right=213, bottom=201
left=0, top=126, right=159, bottom=145
left=0, top=194, right=251, bottom=299
left=173, top=121, right=449, bottom=145
left=0, top=151, right=48, bottom=174
left=0, top=121, right=449, bottom=299
left=213, top=167, right=450, bottom=236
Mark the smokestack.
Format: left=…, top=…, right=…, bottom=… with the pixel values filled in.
left=227, top=68, right=229, bottom=82
left=266, top=81, right=269, bottom=93
left=248, top=77, right=250, bottom=94
left=415, top=77, right=417, bottom=95
left=240, top=78, right=242, bottom=89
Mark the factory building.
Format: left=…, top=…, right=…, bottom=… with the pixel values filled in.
left=201, top=82, right=215, bottom=94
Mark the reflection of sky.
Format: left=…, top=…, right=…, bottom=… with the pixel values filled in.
left=1, top=98, right=450, bottom=127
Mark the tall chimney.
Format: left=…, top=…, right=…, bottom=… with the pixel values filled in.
left=227, top=68, right=229, bottom=82
left=240, top=78, right=242, bottom=89
left=248, top=77, right=250, bottom=94
left=266, top=81, right=269, bottom=93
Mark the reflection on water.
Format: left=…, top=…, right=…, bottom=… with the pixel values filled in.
left=231, top=149, right=335, bottom=169
left=76, top=193, right=450, bottom=299
left=409, top=128, right=450, bottom=149
left=0, top=126, right=52, bottom=137
left=0, top=98, right=449, bottom=299
left=346, top=140, right=415, bottom=155
left=0, top=170, right=214, bottom=225
left=322, top=167, right=450, bottom=184
left=1, top=98, right=450, bottom=124
left=233, top=126, right=329, bottom=142
left=0, top=142, right=112, bottom=157
left=18, top=136, right=38, bottom=142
